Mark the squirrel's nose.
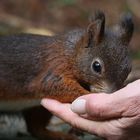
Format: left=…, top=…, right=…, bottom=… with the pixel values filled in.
left=90, top=81, right=118, bottom=93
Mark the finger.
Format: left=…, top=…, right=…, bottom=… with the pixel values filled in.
left=72, top=93, right=125, bottom=120
left=86, top=93, right=126, bottom=120
left=41, top=98, right=109, bottom=137
left=41, top=98, right=73, bottom=116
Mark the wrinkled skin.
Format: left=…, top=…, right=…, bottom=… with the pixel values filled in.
left=41, top=79, right=140, bottom=140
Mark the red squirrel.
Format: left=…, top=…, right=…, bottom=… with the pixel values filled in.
left=0, top=11, right=133, bottom=140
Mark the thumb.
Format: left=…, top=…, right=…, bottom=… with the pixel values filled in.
left=71, top=93, right=123, bottom=120
left=86, top=93, right=125, bottom=120
left=71, top=80, right=140, bottom=120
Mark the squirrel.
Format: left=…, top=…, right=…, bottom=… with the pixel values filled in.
left=0, top=11, right=134, bottom=140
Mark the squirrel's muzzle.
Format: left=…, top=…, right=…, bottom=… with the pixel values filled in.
left=90, top=81, right=118, bottom=93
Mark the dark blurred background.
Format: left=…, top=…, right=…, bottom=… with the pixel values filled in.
left=0, top=0, right=140, bottom=52
left=0, top=0, right=140, bottom=81
left=0, top=0, right=140, bottom=140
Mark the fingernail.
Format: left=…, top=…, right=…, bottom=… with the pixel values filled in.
left=71, top=99, right=86, bottom=114
left=40, top=99, right=47, bottom=106
left=41, top=99, right=50, bottom=107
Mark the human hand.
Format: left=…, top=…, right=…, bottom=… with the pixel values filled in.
left=41, top=79, right=140, bottom=140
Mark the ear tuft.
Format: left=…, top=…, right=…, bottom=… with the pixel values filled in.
left=120, top=13, right=133, bottom=31
left=90, top=10, right=105, bottom=24
left=87, top=10, right=105, bottom=45
left=115, top=13, right=134, bottom=45
left=121, top=13, right=134, bottom=42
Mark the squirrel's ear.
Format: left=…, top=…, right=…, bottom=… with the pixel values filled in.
left=114, top=13, right=134, bottom=45
left=87, top=11, right=105, bottom=45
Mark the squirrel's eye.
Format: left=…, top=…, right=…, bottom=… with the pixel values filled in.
left=92, top=61, right=102, bottom=74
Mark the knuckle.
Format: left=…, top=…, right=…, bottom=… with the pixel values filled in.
left=87, top=98, right=105, bottom=118
left=123, top=97, right=140, bottom=117
left=70, top=119, right=80, bottom=129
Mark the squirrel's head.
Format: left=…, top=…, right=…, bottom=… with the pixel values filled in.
left=74, top=11, right=134, bottom=93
